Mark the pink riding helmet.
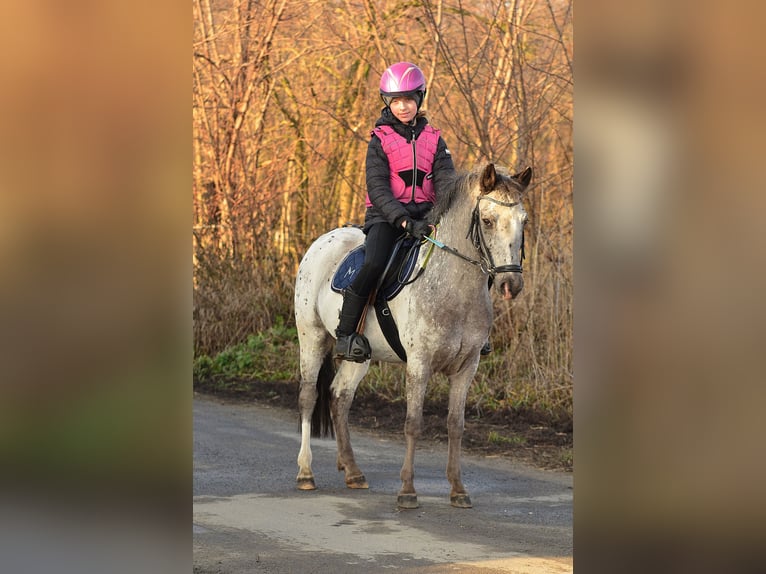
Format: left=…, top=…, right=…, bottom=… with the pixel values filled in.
left=379, top=62, right=426, bottom=108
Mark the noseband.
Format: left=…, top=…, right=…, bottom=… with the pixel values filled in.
left=467, top=195, right=525, bottom=276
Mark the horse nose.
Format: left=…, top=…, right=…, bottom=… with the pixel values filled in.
left=498, top=273, right=524, bottom=300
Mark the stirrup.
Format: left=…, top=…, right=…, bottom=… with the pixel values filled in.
left=335, top=333, right=371, bottom=363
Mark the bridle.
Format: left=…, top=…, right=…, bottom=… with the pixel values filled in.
left=468, top=195, right=525, bottom=275
left=425, top=194, right=525, bottom=278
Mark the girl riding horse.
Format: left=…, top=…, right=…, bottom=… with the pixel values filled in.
left=334, top=61, right=456, bottom=362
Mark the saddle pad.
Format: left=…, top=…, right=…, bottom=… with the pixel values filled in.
left=331, top=239, right=421, bottom=301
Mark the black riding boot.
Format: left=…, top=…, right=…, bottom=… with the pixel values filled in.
left=334, top=289, right=371, bottom=362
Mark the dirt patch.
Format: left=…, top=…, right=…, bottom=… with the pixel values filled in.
left=194, top=378, right=572, bottom=472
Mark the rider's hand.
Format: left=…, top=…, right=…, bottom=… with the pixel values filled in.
left=403, top=218, right=432, bottom=240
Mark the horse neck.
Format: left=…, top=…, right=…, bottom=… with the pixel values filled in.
left=424, top=191, right=487, bottom=294
left=435, top=191, right=476, bottom=255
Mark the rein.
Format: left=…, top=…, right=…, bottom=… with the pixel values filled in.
left=424, top=195, right=524, bottom=278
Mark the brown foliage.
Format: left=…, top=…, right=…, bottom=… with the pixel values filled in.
left=193, top=0, right=573, bottom=411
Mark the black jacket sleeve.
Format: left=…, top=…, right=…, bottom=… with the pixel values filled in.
left=431, top=136, right=456, bottom=210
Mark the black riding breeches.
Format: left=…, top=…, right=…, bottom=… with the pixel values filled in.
left=349, top=222, right=403, bottom=297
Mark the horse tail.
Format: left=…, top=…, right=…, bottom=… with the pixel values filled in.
left=311, top=351, right=335, bottom=438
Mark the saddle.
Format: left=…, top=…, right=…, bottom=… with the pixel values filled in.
left=331, top=236, right=421, bottom=300
left=331, top=236, right=423, bottom=361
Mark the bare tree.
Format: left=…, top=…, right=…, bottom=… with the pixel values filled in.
left=193, top=0, right=573, bottom=403
left=193, top=0, right=287, bottom=257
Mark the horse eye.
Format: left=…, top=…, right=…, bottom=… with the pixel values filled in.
left=482, top=218, right=493, bottom=227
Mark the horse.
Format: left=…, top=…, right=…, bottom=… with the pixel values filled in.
left=294, top=163, right=532, bottom=509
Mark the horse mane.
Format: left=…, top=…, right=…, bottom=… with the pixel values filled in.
left=429, top=171, right=473, bottom=224
left=429, top=166, right=520, bottom=225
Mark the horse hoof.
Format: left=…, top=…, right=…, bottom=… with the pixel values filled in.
left=450, top=494, right=473, bottom=508
left=345, top=475, right=369, bottom=489
left=397, top=494, right=419, bottom=509
left=296, top=477, right=316, bottom=490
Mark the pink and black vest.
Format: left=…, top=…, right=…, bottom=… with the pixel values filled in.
left=365, top=125, right=441, bottom=208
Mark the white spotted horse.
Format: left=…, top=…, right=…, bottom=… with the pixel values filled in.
left=294, top=163, right=532, bottom=508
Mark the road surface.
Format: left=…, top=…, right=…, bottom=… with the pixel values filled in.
left=193, top=393, right=572, bottom=573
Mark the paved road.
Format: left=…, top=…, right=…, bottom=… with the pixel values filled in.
left=193, top=393, right=572, bottom=573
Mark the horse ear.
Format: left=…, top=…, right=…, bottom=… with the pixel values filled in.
left=512, top=166, right=533, bottom=190
left=480, top=163, right=497, bottom=194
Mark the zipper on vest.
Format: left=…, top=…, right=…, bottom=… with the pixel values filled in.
left=410, top=127, right=417, bottom=203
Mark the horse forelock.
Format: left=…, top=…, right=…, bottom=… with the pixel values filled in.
left=490, top=166, right=525, bottom=201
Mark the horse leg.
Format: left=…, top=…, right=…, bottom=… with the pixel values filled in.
left=445, top=361, right=480, bottom=508
left=297, top=380, right=318, bottom=490
left=330, top=360, right=370, bottom=488
left=397, top=364, right=430, bottom=509
left=296, top=333, right=333, bottom=490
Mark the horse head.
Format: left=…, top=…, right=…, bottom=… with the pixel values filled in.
left=476, top=163, right=532, bottom=300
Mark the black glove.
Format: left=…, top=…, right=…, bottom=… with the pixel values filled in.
left=403, top=218, right=432, bottom=240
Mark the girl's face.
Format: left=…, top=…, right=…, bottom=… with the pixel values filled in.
left=389, top=96, right=418, bottom=124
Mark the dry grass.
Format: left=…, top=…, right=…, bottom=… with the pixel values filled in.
left=193, top=231, right=572, bottom=426
left=193, top=241, right=295, bottom=357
